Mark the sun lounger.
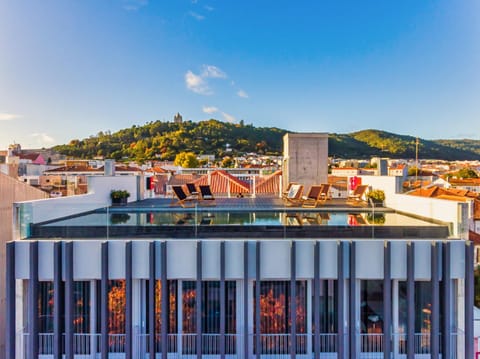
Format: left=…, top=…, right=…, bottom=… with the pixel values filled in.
left=301, top=185, right=324, bottom=208
left=282, top=182, right=298, bottom=199
left=171, top=185, right=196, bottom=207
left=199, top=185, right=216, bottom=206
left=186, top=183, right=199, bottom=198
left=319, top=184, right=331, bottom=201
left=283, top=184, right=304, bottom=206
left=347, top=185, right=369, bottom=205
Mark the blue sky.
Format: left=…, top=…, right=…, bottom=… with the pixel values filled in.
left=0, top=0, right=479, bottom=149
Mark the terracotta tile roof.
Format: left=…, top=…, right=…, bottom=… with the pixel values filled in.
left=168, top=174, right=202, bottom=186
left=114, top=165, right=143, bottom=172
left=474, top=199, right=480, bottom=220
left=18, top=153, right=44, bottom=162
left=146, top=166, right=170, bottom=174
left=469, top=230, right=480, bottom=245
left=255, top=170, right=281, bottom=194
left=44, top=165, right=101, bottom=173
left=193, top=170, right=250, bottom=194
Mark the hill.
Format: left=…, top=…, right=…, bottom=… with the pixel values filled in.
left=53, top=119, right=288, bottom=162
left=53, top=121, right=480, bottom=162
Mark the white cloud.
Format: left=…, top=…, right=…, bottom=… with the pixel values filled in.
left=237, top=89, right=249, bottom=98
left=0, top=113, right=22, bottom=121
left=202, top=65, right=227, bottom=79
left=30, top=133, right=55, bottom=146
left=185, top=70, right=212, bottom=95
left=202, top=106, right=219, bottom=114
left=189, top=11, right=205, bottom=20
left=221, top=112, right=236, bottom=123
left=204, top=5, right=214, bottom=11
left=185, top=64, right=227, bottom=95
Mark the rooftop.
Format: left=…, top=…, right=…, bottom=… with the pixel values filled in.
left=27, top=197, right=449, bottom=240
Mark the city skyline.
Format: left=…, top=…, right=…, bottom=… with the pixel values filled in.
left=1, top=0, right=479, bottom=149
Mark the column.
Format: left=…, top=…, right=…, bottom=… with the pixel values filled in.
left=6, top=242, right=16, bottom=359
left=442, top=242, right=451, bottom=358
left=337, top=241, right=345, bottom=359
left=28, top=242, right=39, bottom=359
left=148, top=242, right=156, bottom=358
left=290, top=241, right=296, bottom=359
left=101, top=242, right=109, bottom=359
left=161, top=241, right=168, bottom=359
left=65, top=242, right=74, bottom=359
left=313, top=241, right=320, bottom=359
left=243, top=241, right=249, bottom=358
left=383, top=241, right=392, bottom=358
left=196, top=241, right=202, bottom=359
left=465, top=241, right=474, bottom=359
left=407, top=242, right=415, bottom=359
left=220, top=241, right=226, bottom=359
left=125, top=241, right=133, bottom=359
left=255, top=241, right=261, bottom=359
left=349, top=241, right=356, bottom=359
left=431, top=242, right=440, bottom=359
left=53, top=242, right=63, bottom=359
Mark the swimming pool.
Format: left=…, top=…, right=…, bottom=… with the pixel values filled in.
left=42, top=210, right=439, bottom=227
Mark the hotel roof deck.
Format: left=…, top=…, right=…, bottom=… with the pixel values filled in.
left=26, top=196, right=450, bottom=240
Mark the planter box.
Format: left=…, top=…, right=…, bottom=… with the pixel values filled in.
left=112, top=197, right=128, bottom=206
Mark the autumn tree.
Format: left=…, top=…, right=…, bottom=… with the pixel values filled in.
left=174, top=152, right=199, bottom=168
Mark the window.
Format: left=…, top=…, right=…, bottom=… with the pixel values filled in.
left=182, top=281, right=237, bottom=354
left=254, top=280, right=307, bottom=354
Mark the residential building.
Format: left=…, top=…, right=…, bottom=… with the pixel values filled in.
left=5, top=173, right=474, bottom=359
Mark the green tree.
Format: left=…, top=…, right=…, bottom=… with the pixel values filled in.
left=174, top=152, right=199, bottom=168
left=457, top=168, right=478, bottom=179
left=221, top=156, right=234, bottom=168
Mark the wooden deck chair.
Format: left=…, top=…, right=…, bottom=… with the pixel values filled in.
left=199, top=185, right=216, bottom=206
left=283, top=184, right=304, bottom=206
left=301, top=185, right=324, bottom=208
left=346, top=185, right=369, bottom=205
left=186, top=183, right=199, bottom=198
left=319, top=184, right=332, bottom=202
left=282, top=182, right=298, bottom=199
left=171, top=185, right=196, bottom=207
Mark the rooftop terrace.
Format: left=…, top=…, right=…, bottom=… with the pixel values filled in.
left=27, top=197, right=450, bottom=240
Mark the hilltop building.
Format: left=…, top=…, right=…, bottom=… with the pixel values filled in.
left=173, top=112, right=183, bottom=124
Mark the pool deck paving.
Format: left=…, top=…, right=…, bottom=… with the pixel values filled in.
left=123, top=196, right=379, bottom=212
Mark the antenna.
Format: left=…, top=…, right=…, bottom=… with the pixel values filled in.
left=415, top=137, right=419, bottom=185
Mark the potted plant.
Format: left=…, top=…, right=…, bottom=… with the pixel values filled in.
left=366, top=189, right=385, bottom=206
left=110, top=213, right=131, bottom=224
left=366, top=213, right=386, bottom=224
left=110, top=189, right=130, bottom=206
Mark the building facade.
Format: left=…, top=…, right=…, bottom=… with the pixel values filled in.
left=6, top=238, right=474, bottom=358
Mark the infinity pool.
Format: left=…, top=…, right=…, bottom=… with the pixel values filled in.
left=42, top=210, right=438, bottom=227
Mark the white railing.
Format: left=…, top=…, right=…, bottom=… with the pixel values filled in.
left=253, top=333, right=310, bottom=355
left=360, top=333, right=383, bottom=353
left=18, top=331, right=468, bottom=358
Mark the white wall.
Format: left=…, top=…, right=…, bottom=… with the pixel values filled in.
left=359, top=175, right=467, bottom=238
left=16, top=175, right=140, bottom=225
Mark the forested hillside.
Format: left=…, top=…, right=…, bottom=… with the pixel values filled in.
left=53, top=121, right=480, bottom=162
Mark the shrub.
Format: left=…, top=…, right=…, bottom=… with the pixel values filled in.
left=366, top=189, right=385, bottom=202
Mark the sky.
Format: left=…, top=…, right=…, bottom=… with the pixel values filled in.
left=0, top=0, right=479, bottom=149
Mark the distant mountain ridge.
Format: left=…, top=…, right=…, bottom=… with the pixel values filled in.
left=52, top=120, right=480, bottom=161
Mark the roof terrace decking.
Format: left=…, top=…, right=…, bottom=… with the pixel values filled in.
left=27, top=197, right=450, bottom=239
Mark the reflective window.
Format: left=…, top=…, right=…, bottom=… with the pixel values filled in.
left=254, top=280, right=307, bottom=354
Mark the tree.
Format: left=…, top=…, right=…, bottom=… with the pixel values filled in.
left=174, top=152, right=199, bottom=168
left=457, top=168, right=478, bottom=179
left=221, top=156, right=234, bottom=168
